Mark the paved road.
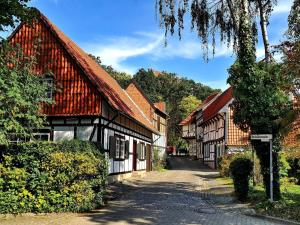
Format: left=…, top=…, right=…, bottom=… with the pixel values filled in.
left=1, top=156, right=283, bottom=225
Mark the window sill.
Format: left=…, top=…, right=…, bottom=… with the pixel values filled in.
left=112, top=158, right=128, bottom=161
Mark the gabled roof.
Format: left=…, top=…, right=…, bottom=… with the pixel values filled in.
left=179, top=92, right=219, bottom=126
left=11, top=11, right=157, bottom=133
left=126, top=81, right=168, bottom=117
left=203, top=87, right=233, bottom=123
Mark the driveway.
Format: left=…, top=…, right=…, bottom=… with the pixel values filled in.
left=0, top=156, right=283, bottom=225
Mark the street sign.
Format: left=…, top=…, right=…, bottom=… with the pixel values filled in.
left=251, top=134, right=272, bottom=141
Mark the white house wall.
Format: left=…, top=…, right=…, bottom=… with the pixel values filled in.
left=101, top=118, right=151, bottom=175
left=50, top=117, right=152, bottom=176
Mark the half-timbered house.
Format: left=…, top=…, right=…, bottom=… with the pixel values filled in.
left=8, top=11, right=160, bottom=181
left=196, top=87, right=249, bottom=168
left=179, top=93, right=219, bottom=157
left=180, top=87, right=250, bottom=169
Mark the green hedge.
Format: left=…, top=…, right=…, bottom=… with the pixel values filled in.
left=0, top=140, right=108, bottom=214
left=218, top=151, right=290, bottom=185
left=230, top=157, right=253, bottom=201
left=285, top=150, right=300, bottom=184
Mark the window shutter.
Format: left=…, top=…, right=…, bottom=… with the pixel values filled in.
left=109, top=136, right=117, bottom=158
left=125, top=140, right=130, bottom=159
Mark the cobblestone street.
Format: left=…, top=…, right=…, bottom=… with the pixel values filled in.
left=0, top=156, right=284, bottom=225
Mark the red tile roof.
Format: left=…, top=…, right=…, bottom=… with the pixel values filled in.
left=203, top=87, right=233, bottom=123
left=179, top=92, right=220, bottom=126
left=36, top=12, right=157, bottom=133
left=154, top=102, right=166, bottom=113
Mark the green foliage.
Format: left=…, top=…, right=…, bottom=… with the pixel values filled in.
left=287, top=0, right=300, bottom=41
left=179, top=95, right=201, bottom=119
left=88, top=54, right=132, bottom=89
left=249, top=181, right=300, bottom=222
left=230, top=157, right=253, bottom=201
left=0, top=42, right=53, bottom=145
left=102, top=65, right=132, bottom=89
left=152, top=147, right=167, bottom=171
left=285, top=150, right=300, bottom=184
left=0, top=140, right=108, bottom=214
left=0, top=0, right=36, bottom=33
left=227, top=6, right=293, bottom=200
left=218, top=151, right=263, bottom=184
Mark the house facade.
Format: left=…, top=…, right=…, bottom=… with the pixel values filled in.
left=8, top=12, right=161, bottom=181
left=179, top=110, right=197, bottom=156
left=180, top=88, right=250, bottom=169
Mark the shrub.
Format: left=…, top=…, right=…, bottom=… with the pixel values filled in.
left=230, top=157, right=253, bottom=201
left=153, top=147, right=167, bottom=171
left=285, top=150, right=300, bottom=184
left=218, top=151, right=263, bottom=183
left=0, top=140, right=108, bottom=214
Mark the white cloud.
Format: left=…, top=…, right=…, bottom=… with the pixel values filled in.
left=82, top=31, right=233, bottom=74
left=273, top=0, right=293, bottom=14
left=203, top=80, right=229, bottom=91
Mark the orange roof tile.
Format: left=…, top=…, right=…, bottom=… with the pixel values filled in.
left=203, top=87, right=233, bottom=123
left=154, top=102, right=167, bottom=113
left=36, top=12, right=157, bottom=133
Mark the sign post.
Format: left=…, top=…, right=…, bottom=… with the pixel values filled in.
left=251, top=134, right=273, bottom=202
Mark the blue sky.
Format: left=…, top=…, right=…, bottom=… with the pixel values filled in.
left=6, top=0, right=294, bottom=90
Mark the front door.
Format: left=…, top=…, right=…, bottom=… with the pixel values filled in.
left=133, top=140, right=137, bottom=171
left=146, top=144, right=152, bottom=172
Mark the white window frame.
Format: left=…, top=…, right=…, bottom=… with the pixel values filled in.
left=140, top=143, right=146, bottom=160
left=115, top=137, right=126, bottom=160
left=32, top=133, right=50, bottom=141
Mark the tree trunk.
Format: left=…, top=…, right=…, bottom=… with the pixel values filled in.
left=258, top=0, right=271, bottom=61
left=254, top=141, right=281, bottom=200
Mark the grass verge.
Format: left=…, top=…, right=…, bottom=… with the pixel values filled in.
left=248, top=181, right=300, bottom=222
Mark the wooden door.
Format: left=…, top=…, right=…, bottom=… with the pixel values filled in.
left=146, top=144, right=152, bottom=172
left=133, top=140, right=137, bottom=171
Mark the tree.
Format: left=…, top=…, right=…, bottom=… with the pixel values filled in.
left=88, top=54, right=132, bottom=89
left=0, top=42, right=52, bottom=145
left=0, top=0, right=36, bottom=34
left=279, top=0, right=300, bottom=147
left=156, top=0, right=275, bottom=60
left=226, top=1, right=291, bottom=200
left=179, top=95, right=202, bottom=119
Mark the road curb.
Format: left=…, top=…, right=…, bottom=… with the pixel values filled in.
left=244, top=212, right=300, bottom=225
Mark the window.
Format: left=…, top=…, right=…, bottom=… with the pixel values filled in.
left=115, top=137, right=126, bottom=159
left=138, top=142, right=146, bottom=160
left=33, top=133, right=50, bottom=141
left=109, top=135, right=128, bottom=160
left=43, top=76, right=54, bottom=100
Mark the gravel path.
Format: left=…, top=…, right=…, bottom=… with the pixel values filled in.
left=0, top=156, right=283, bottom=225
